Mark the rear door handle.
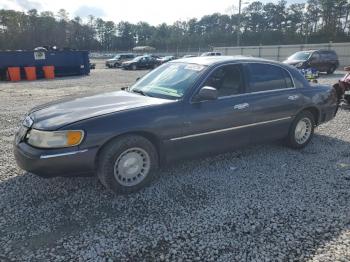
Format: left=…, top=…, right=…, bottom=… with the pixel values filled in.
left=288, top=95, right=299, bottom=100
left=234, top=103, right=249, bottom=110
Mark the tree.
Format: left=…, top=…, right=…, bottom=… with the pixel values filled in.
left=1, top=2, right=350, bottom=52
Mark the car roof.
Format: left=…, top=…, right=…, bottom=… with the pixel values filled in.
left=172, top=55, right=281, bottom=66
left=299, top=49, right=336, bottom=53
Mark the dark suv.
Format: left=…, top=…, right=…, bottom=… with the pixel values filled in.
left=283, top=50, right=339, bottom=74
left=121, top=55, right=159, bottom=70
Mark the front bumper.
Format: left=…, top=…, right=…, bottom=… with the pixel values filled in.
left=106, top=61, right=115, bottom=67
left=121, top=64, right=131, bottom=69
left=14, top=142, right=98, bottom=177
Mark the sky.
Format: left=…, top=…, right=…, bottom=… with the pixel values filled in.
left=1, top=0, right=305, bottom=25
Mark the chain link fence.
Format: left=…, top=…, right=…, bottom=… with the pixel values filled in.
left=214, top=42, right=350, bottom=67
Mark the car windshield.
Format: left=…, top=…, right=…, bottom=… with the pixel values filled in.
left=130, top=62, right=206, bottom=100
left=113, top=55, right=121, bottom=59
left=288, top=51, right=312, bottom=61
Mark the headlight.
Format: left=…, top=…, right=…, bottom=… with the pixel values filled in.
left=26, top=129, right=84, bottom=148
left=296, top=62, right=304, bottom=68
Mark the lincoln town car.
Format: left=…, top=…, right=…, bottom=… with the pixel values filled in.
left=14, top=56, right=338, bottom=194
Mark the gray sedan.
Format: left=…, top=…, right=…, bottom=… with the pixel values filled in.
left=14, top=56, right=338, bottom=194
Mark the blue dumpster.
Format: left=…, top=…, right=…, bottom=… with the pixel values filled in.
left=0, top=50, right=90, bottom=80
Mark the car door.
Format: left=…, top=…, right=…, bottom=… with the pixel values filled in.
left=138, top=57, right=147, bottom=68
left=242, top=62, right=302, bottom=143
left=309, top=51, right=322, bottom=71
left=172, top=64, right=256, bottom=158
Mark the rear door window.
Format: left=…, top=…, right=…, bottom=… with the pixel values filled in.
left=321, top=51, right=337, bottom=60
left=246, top=63, right=293, bottom=93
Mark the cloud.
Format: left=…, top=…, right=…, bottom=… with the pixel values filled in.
left=15, top=0, right=42, bottom=10
left=74, top=5, right=106, bottom=18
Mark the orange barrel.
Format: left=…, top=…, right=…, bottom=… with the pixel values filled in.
left=43, top=66, right=55, bottom=79
left=24, top=66, right=37, bottom=81
left=7, top=67, right=21, bottom=81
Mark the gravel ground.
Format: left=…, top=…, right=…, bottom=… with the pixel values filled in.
left=0, top=67, right=350, bottom=261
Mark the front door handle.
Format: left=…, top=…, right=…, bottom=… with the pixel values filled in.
left=234, top=103, right=249, bottom=110
left=288, top=95, right=299, bottom=101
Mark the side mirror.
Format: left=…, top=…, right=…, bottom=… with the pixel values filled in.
left=193, top=86, right=218, bottom=102
left=136, top=77, right=141, bottom=82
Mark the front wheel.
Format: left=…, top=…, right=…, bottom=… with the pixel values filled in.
left=286, top=111, right=315, bottom=149
left=97, top=135, right=159, bottom=194
left=132, top=64, right=137, bottom=70
left=327, top=65, right=336, bottom=75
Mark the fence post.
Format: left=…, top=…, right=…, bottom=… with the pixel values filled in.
left=328, top=41, right=332, bottom=50
left=241, top=47, right=243, bottom=55
left=277, top=46, right=281, bottom=61
left=259, top=44, right=262, bottom=57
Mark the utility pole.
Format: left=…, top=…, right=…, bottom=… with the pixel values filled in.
left=237, top=0, right=242, bottom=47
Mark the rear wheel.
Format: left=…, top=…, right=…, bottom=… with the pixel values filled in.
left=345, top=95, right=350, bottom=105
left=286, top=111, right=315, bottom=149
left=97, top=135, right=159, bottom=194
left=327, top=65, right=336, bottom=74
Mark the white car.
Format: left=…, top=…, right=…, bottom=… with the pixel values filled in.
left=200, top=52, right=222, bottom=57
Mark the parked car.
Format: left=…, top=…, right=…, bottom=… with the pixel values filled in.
left=183, top=55, right=197, bottom=58
left=157, top=56, right=176, bottom=65
left=14, top=56, right=338, bottom=194
left=283, top=50, right=339, bottom=74
left=106, top=53, right=135, bottom=68
left=200, top=52, right=222, bottom=57
left=121, top=55, right=158, bottom=70
left=335, top=66, right=350, bottom=105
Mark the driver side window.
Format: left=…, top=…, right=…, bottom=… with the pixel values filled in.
left=311, top=52, right=320, bottom=61
left=204, top=64, right=243, bottom=97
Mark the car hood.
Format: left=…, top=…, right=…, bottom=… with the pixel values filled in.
left=283, top=59, right=305, bottom=65
left=107, top=59, right=117, bottom=62
left=29, top=91, right=173, bottom=130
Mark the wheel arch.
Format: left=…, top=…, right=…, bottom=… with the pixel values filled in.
left=297, top=106, right=320, bottom=126
left=94, top=131, right=164, bottom=169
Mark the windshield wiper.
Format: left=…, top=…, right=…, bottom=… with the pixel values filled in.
left=131, top=89, right=151, bottom=97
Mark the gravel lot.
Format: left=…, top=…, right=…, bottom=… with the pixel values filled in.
left=0, top=65, right=350, bottom=261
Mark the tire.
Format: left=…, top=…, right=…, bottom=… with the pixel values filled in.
left=97, top=135, right=159, bottom=194
left=132, top=64, right=137, bottom=70
left=286, top=111, right=315, bottom=149
left=114, top=63, right=119, bottom=68
left=327, top=65, right=336, bottom=75
left=345, top=95, right=350, bottom=105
